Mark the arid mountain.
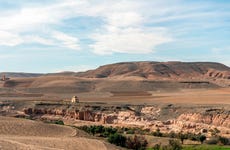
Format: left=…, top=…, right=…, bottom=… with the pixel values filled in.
left=76, top=61, right=230, bottom=80
left=1, top=61, right=229, bottom=80
left=0, top=62, right=229, bottom=95
left=0, top=72, right=43, bottom=78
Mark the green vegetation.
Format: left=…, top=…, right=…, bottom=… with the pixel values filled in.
left=183, top=145, right=230, bottom=150
left=149, top=139, right=182, bottom=150
left=43, top=120, right=64, bottom=125
left=152, top=128, right=163, bottom=137
left=78, top=125, right=148, bottom=149
left=126, top=135, right=148, bottom=150
left=53, top=120, right=64, bottom=125
left=108, top=133, right=126, bottom=147
left=78, top=125, right=229, bottom=150
left=199, top=135, right=207, bottom=144
left=149, top=144, right=230, bottom=150
left=78, top=125, right=117, bottom=137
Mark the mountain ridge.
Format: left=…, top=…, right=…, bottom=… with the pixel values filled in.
left=1, top=61, right=229, bottom=81
left=76, top=61, right=230, bottom=80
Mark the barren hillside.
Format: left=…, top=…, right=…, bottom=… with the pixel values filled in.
left=0, top=116, right=119, bottom=150
left=0, top=61, right=229, bottom=96
left=76, top=61, right=230, bottom=80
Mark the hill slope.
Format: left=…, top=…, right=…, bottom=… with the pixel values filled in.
left=0, top=116, right=118, bottom=150
left=0, top=62, right=229, bottom=95
left=76, top=61, right=230, bottom=80
left=0, top=72, right=43, bottom=78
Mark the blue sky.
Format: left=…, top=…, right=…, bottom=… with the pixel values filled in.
left=0, top=0, right=229, bottom=73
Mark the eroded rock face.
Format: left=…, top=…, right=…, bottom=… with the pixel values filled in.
left=21, top=104, right=230, bottom=136
left=177, top=112, right=230, bottom=128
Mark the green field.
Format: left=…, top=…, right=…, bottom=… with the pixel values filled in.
left=183, top=145, right=230, bottom=150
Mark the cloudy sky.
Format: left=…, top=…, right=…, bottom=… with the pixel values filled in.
left=0, top=0, right=229, bottom=73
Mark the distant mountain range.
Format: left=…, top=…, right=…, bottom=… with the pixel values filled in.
left=76, top=61, right=230, bottom=80
left=0, top=62, right=229, bottom=94
left=0, top=72, right=43, bottom=78
left=1, top=61, right=230, bottom=80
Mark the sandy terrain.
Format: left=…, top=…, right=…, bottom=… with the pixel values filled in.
left=0, top=116, right=119, bottom=150
left=0, top=88, right=229, bottom=105
left=74, top=88, right=230, bottom=105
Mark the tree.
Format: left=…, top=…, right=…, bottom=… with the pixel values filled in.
left=108, top=133, right=126, bottom=147
left=152, top=143, right=161, bottom=150
left=178, top=132, right=187, bottom=144
left=88, top=126, right=95, bottom=135
left=199, top=135, right=206, bottom=144
left=168, top=139, right=182, bottom=150
left=126, top=135, right=148, bottom=150
left=218, top=136, right=229, bottom=145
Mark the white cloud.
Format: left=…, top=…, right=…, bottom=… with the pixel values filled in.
left=51, top=31, right=80, bottom=50
left=0, top=1, right=86, bottom=32
left=54, top=65, right=95, bottom=72
left=106, top=12, right=143, bottom=27
left=0, top=0, right=174, bottom=53
left=0, top=0, right=227, bottom=55
left=90, top=27, right=172, bottom=55
left=0, top=0, right=84, bottom=49
left=87, top=1, right=172, bottom=54
left=23, top=35, right=55, bottom=46
left=0, top=31, right=23, bottom=46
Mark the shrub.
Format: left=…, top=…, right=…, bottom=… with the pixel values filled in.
left=198, top=135, right=206, bottom=144
left=126, top=135, right=148, bottom=150
left=218, top=136, right=229, bottom=145
left=168, top=131, right=177, bottom=138
left=152, top=128, right=163, bottom=137
left=126, top=128, right=135, bottom=134
left=186, top=133, right=199, bottom=141
left=152, top=143, right=161, bottom=150
left=108, top=133, right=126, bottom=147
left=94, top=125, right=104, bottom=133
left=177, top=132, right=188, bottom=144
left=53, top=120, right=64, bottom=125
left=152, top=140, right=182, bottom=150
left=168, top=139, right=182, bottom=150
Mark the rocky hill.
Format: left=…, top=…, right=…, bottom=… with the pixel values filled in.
left=76, top=61, right=230, bottom=80
left=1, top=61, right=230, bottom=80
left=0, top=62, right=229, bottom=95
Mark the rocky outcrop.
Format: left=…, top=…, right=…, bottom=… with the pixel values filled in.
left=21, top=104, right=230, bottom=136
left=177, top=111, right=230, bottom=128
left=205, top=69, right=230, bottom=79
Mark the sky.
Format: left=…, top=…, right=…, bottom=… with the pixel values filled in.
left=0, top=0, right=229, bottom=73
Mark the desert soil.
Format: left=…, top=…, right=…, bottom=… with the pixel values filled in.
left=0, top=116, right=119, bottom=150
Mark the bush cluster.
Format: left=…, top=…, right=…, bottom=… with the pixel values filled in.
left=78, top=125, right=117, bottom=137
left=206, top=136, right=229, bottom=145
left=78, top=125, right=148, bottom=149
left=152, top=139, right=182, bottom=150
left=152, top=129, right=207, bottom=144
left=78, top=125, right=230, bottom=149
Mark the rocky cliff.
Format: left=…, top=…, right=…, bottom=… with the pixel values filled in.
left=20, top=103, right=230, bottom=137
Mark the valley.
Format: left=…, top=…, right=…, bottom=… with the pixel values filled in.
left=0, top=61, right=229, bottom=149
